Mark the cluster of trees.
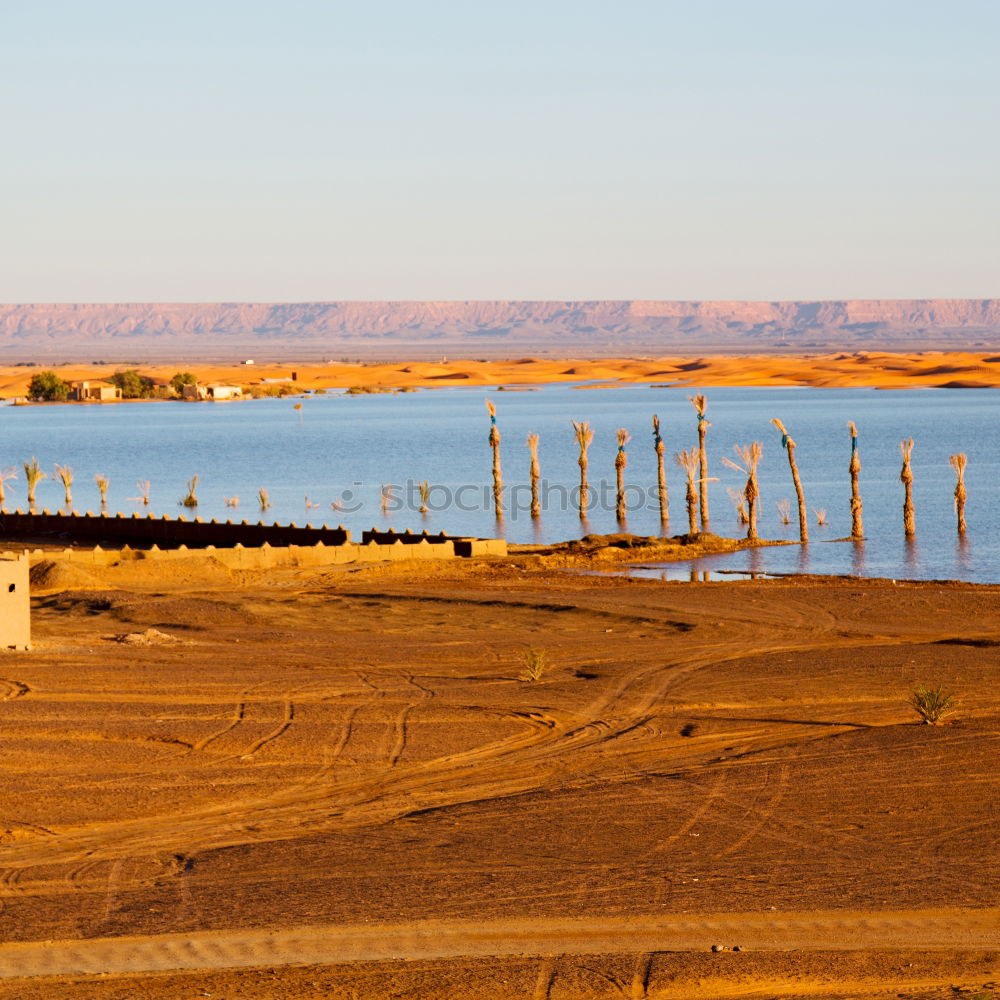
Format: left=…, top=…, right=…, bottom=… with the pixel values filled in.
left=26, top=370, right=200, bottom=402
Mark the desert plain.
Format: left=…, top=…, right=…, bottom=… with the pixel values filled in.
left=0, top=351, right=998, bottom=998
left=0, top=536, right=998, bottom=999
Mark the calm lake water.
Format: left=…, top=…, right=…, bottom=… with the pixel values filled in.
left=2, top=384, right=998, bottom=583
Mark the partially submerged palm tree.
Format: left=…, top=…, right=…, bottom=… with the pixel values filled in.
left=133, top=480, right=151, bottom=506
left=23, top=457, right=46, bottom=508
left=614, top=428, right=630, bottom=523
left=380, top=484, right=394, bottom=515
left=224, top=495, right=239, bottom=508
left=527, top=433, right=541, bottom=519
left=258, top=487, right=271, bottom=511
left=899, top=439, right=915, bottom=537
left=950, top=453, right=968, bottom=535
left=486, top=399, right=503, bottom=518
left=814, top=508, right=828, bottom=526
left=776, top=498, right=791, bottom=525
left=652, top=415, right=668, bottom=527
left=181, top=476, right=199, bottom=508
left=848, top=421, right=864, bottom=540
left=572, top=421, right=594, bottom=520
left=418, top=480, right=430, bottom=515
left=722, top=443, right=763, bottom=542
left=54, top=464, right=74, bottom=507
left=674, top=447, right=699, bottom=534
left=727, top=486, right=749, bottom=524
left=0, top=467, right=17, bottom=511
left=688, top=394, right=710, bottom=530
left=94, top=474, right=110, bottom=508
left=770, top=419, right=807, bottom=543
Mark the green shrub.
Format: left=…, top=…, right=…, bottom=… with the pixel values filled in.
left=27, top=370, right=70, bottom=401
left=911, top=683, right=957, bottom=725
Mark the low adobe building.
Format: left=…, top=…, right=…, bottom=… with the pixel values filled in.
left=69, top=380, right=122, bottom=402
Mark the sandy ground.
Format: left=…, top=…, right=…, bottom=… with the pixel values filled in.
left=3, top=349, right=1000, bottom=397
left=0, top=549, right=998, bottom=998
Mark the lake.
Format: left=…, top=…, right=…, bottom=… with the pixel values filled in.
left=2, top=384, right=998, bottom=583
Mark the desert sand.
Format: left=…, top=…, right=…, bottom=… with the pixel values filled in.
left=0, top=546, right=998, bottom=998
left=3, top=349, right=1000, bottom=398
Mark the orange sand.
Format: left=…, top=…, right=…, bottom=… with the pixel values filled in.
left=2, top=350, right=1000, bottom=398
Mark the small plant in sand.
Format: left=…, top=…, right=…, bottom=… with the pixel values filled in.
left=224, top=495, right=239, bottom=508
left=258, top=487, right=271, bottom=511
left=910, top=683, right=957, bottom=725
left=727, top=486, right=749, bottom=524
left=418, top=480, right=430, bottom=515
left=0, top=467, right=18, bottom=511
left=54, top=464, right=74, bottom=507
left=486, top=399, right=503, bottom=518
left=181, top=476, right=199, bottom=508
left=722, top=443, right=762, bottom=542
left=674, top=447, right=699, bottom=535
left=23, top=457, right=47, bottom=508
left=132, top=480, right=151, bottom=506
left=688, top=394, right=710, bottom=530
left=572, top=421, right=594, bottom=520
left=519, top=647, right=547, bottom=683
left=813, top=508, right=828, bottom=526
left=94, top=474, right=110, bottom=507
left=950, top=453, right=968, bottom=535
left=776, top=498, right=791, bottom=525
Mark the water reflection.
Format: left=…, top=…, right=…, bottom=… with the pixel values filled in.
left=904, top=537, right=920, bottom=575
left=955, top=535, right=972, bottom=575
left=796, top=544, right=810, bottom=574
left=851, top=540, right=866, bottom=577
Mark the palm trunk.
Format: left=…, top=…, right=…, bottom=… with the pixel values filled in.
left=527, top=434, right=540, bottom=519
left=486, top=400, right=502, bottom=518
left=573, top=422, right=594, bottom=520
left=900, top=439, right=915, bottom=537
left=848, top=421, right=863, bottom=539
left=652, top=415, right=667, bottom=527
left=615, top=429, right=630, bottom=523
left=771, top=420, right=807, bottom=543
left=950, top=453, right=967, bottom=535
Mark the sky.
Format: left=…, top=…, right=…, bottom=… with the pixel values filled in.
left=1, top=0, right=997, bottom=302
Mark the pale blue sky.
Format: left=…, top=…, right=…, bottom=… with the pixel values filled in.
left=1, top=1, right=997, bottom=302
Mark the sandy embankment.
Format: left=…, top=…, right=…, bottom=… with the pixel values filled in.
left=2, top=349, right=1000, bottom=398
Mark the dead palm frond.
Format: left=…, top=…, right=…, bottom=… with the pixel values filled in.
left=652, top=415, right=668, bottom=526
left=688, top=394, right=710, bottom=530
left=848, top=421, right=863, bottom=539
left=0, top=467, right=18, bottom=510
left=722, top=442, right=762, bottom=541
left=727, top=486, right=749, bottom=524
left=950, top=453, right=968, bottom=535
left=418, top=480, right=430, bottom=515
left=572, top=421, right=594, bottom=520
left=130, top=480, right=151, bottom=506
left=674, top=447, right=699, bottom=535
left=615, top=428, right=630, bottom=522
left=899, top=439, right=915, bottom=537
left=94, top=474, right=110, bottom=507
left=181, top=476, right=199, bottom=508
left=258, top=487, right=271, bottom=511
left=23, top=457, right=46, bottom=507
left=527, top=433, right=541, bottom=519
left=776, top=498, right=791, bottom=525
left=814, top=508, right=827, bottom=525
left=486, top=399, right=502, bottom=518
left=770, top=418, right=808, bottom=543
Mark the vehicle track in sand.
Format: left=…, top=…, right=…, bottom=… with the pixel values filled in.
left=0, top=907, right=995, bottom=979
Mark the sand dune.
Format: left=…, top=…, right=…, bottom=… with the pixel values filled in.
left=4, top=350, right=1000, bottom=399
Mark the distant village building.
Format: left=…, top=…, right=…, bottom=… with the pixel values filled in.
left=69, top=380, right=122, bottom=402
left=0, top=554, right=30, bottom=650
left=182, top=384, right=244, bottom=401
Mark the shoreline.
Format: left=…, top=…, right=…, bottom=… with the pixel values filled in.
left=3, top=349, right=1000, bottom=399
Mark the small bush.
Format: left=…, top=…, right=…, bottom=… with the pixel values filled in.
left=911, top=683, right=957, bottom=725
left=519, top=648, right=547, bottom=683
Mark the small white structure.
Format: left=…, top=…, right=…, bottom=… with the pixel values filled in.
left=182, top=384, right=244, bottom=401
left=0, top=553, right=30, bottom=650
